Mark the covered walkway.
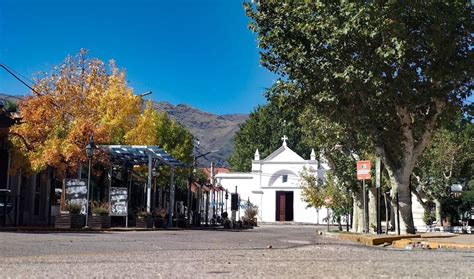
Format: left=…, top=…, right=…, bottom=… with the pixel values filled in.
left=99, top=145, right=185, bottom=227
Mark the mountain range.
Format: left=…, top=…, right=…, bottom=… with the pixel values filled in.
left=153, top=102, right=248, bottom=167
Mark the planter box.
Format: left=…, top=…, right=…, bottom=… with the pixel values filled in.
left=172, top=218, right=186, bottom=228
left=90, top=215, right=111, bottom=229
left=55, top=214, right=85, bottom=229
left=136, top=217, right=154, bottom=228
left=155, top=217, right=168, bottom=228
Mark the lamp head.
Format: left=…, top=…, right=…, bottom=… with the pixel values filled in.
left=85, top=133, right=96, bottom=158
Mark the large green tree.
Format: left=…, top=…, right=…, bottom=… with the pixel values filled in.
left=246, top=1, right=472, bottom=234
left=412, top=117, right=474, bottom=224
left=228, top=98, right=311, bottom=172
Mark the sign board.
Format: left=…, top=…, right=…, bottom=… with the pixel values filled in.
left=356, top=160, right=371, bottom=180
left=231, top=193, right=239, bottom=211
left=64, top=179, right=88, bottom=214
left=110, top=187, right=128, bottom=216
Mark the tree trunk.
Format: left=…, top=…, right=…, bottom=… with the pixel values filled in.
left=390, top=199, right=396, bottom=231
left=368, top=187, right=377, bottom=233
left=435, top=199, right=442, bottom=226
left=388, top=172, right=415, bottom=234
left=351, top=188, right=364, bottom=233
left=352, top=202, right=359, bottom=233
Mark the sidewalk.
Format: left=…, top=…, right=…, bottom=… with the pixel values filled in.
left=323, top=230, right=474, bottom=250
left=0, top=224, right=253, bottom=233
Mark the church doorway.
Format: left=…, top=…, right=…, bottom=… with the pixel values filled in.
left=275, top=191, right=293, bottom=221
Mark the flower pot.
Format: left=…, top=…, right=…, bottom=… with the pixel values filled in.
left=55, top=214, right=85, bottom=229
left=251, top=217, right=258, bottom=227
left=90, top=215, right=111, bottom=229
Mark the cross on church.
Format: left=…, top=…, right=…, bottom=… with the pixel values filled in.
left=281, top=135, right=288, bottom=146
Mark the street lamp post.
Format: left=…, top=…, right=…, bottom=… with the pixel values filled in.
left=84, top=133, right=96, bottom=228
left=225, top=190, right=228, bottom=213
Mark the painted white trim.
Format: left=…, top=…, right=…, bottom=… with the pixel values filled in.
left=252, top=190, right=264, bottom=194
left=257, top=161, right=316, bottom=165
left=215, top=174, right=253, bottom=179
left=260, top=186, right=302, bottom=189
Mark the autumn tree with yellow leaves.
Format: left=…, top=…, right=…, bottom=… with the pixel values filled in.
left=10, top=50, right=142, bottom=175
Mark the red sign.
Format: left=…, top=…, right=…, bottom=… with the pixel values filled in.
left=357, top=161, right=371, bottom=180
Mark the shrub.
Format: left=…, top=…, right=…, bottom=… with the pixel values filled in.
left=423, top=210, right=436, bottom=225
left=91, top=201, right=110, bottom=216
left=136, top=210, right=152, bottom=218
left=244, top=204, right=259, bottom=220
left=153, top=208, right=167, bottom=218
left=66, top=203, right=82, bottom=214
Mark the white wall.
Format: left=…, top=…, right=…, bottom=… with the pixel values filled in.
left=216, top=145, right=334, bottom=224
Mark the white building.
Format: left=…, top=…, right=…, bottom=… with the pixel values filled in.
left=215, top=136, right=331, bottom=224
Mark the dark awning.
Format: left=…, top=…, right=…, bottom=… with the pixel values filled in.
left=99, top=145, right=184, bottom=168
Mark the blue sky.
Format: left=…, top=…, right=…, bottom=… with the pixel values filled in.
left=0, top=0, right=276, bottom=115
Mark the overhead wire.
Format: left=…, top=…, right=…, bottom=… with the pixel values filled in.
left=0, top=62, right=35, bottom=85
left=0, top=63, right=41, bottom=96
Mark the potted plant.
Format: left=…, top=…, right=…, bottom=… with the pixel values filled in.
left=154, top=208, right=168, bottom=228
left=221, top=212, right=231, bottom=229
left=90, top=201, right=111, bottom=229
left=136, top=210, right=154, bottom=228
left=55, top=203, right=85, bottom=229
left=245, top=203, right=259, bottom=227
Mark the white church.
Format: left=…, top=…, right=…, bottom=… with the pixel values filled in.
left=216, top=136, right=331, bottom=224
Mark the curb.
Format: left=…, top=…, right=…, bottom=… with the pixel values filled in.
left=335, top=233, right=421, bottom=246
left=319, top=230, right=474, bottom=250
left=392, top=238, right=474, bottom=250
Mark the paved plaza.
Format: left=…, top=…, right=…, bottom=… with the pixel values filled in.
left=0, top=225, right=473, bottom=278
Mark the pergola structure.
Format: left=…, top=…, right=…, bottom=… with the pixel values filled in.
left=99, top=145, right=185, bottom=227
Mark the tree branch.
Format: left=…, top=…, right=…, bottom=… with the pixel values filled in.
left=412, top=186, right=428, bottom=209
left=8, top=132, right=32, bottom=151
left=412, top=99, right=446, bottom=162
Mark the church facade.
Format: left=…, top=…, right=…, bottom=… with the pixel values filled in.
left=216, top=136, right=331, bottom=224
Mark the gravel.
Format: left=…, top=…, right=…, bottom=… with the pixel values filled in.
left=0, top=225, right=473, bottom=278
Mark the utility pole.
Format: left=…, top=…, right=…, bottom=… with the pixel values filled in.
left=186, top=143, right=197, bottom=227
left=211, top=162, right=215, bottom=224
